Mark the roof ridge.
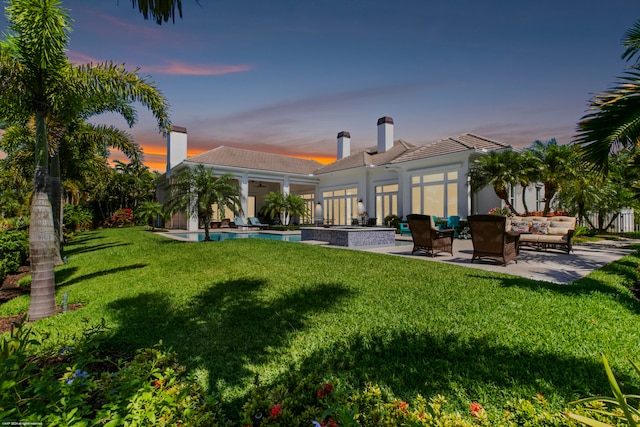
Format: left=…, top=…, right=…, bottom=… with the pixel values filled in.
left=464, top=133, right=511, bottom=148
left=449, top=136, right=473, bottom=149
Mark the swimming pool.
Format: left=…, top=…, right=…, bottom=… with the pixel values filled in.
left=169, top=232, right=301, bottom=242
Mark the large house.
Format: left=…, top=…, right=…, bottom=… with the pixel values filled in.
left=158, top=117, right=541, bottom=230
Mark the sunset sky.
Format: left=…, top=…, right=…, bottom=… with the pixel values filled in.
left=3, top=1, right=640, bottom=172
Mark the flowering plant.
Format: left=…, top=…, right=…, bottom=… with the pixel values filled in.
left=488, top=206, right=511, bottom=216
left=109, top=208, right=134, bottom=227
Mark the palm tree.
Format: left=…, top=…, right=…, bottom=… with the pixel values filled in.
left=136, top=201, right=166, bottom=231
left=164, top=165, right=241, bottom=241
left=284, top=194, right=309, bottom=226
left=527, top=139, right=573, bottom=216
left=0, top=0, right=72, bottom=320
left=468, top=150, right=520, bottom=215
left=511, top=149, right=538, bottom=216
left=129, top=0, right=185, bottom=24
left=0, top=0, right=170, bottom=320
left=575, top=18, right=640, bottom=172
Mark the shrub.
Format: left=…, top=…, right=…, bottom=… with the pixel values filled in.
left=64, top=204, right=94, bottom=233
left=384, top=214, right=402, bottom=229
left=0, top=319, right=225, bottom=426
left=574, top=225, right=597, bottom=237
left=108, top=208, right=135, bottom=228
left=0, top=230, right=29, bottom=283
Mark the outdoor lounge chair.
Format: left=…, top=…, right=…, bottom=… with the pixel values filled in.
left=406, top=214, right=455, bottom=257
left=234, top=217, right=249, bottom=228
left=249, top=217, right=269, bottom=229
left=468, top=215, right=518, bottom=266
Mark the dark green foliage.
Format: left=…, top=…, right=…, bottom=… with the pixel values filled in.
left=0, top=230, right=28, bottom=282
left=0, top=318, right=224, bottom=425
left=63, top=204, right=93, bottom=233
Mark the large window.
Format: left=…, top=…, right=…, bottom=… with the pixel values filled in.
left=375, top=184, right=398, bottom=225
left=300, top=193, right=315, bottom=223
left=322, top=187, right=358, bottom=225
left=410, top=170, right=458, bottom=217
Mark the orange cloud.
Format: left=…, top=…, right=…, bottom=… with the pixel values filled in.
left=141, top=61, right=251, bottom=76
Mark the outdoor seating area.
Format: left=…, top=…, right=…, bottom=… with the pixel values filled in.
left=507, top=215, right=576, bottom=254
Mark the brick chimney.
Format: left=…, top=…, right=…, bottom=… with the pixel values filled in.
left=166, top=126, right=187, bottom=175
left=377, top=116, right=394, bottom=153
left=337, top=131, right=351, bottom=160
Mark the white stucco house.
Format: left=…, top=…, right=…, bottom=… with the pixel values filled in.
left=157, top=117, right=541, bottom=231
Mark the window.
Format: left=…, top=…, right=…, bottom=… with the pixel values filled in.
left=322, top=187, right=358, bottom=225
left=410, top=170, right=459, bottom=217
left=375, top=184, right=398, bottom=225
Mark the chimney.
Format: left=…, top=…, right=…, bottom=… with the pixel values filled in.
left=337, top=131, right=351, bottom=160
left=166, top=126, right=187, bottom=175
left=377, top=116, right=394, bottom=153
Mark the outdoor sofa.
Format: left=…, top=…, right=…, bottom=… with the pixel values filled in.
left=507, top=215, right=576, bottom=254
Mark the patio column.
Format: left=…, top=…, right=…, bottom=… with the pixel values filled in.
left=282, top=176, right=290, bottom=196
left=240, top=173, right=249, bottom=219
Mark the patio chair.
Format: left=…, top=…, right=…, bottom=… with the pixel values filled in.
left=447, top=215, right=461, bottom=237
left=219, top=218, right=231, bottom=228
left=406, top=214, right=455, bottom=257
left=399, top=222, right=411, bottom=236
left=468, top=215, right=518, bottom=266
left=249, top=217, right=269, bottom=229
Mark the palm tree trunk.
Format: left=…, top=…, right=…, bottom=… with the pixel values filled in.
left=29, top=111, right=57, bottom=321
left=49, top=151, right=64, bottom=266
left=520, top=186, right=529, bottom=216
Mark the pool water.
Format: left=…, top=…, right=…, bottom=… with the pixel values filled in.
left=170, top=232, right=301, bottom=242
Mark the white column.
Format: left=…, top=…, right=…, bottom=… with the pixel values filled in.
left=282, top=176, right=290, bottom=196
left=240, top=173, right=249, bottom=219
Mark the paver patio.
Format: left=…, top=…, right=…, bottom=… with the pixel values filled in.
left=358, top=237, right=640, bottom=284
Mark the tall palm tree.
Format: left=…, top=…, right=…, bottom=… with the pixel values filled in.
left=528, top=139, right=573, bottom=216
left=468, top=150, right=520, bottom=215
left=0, top=0, right=170, bottom=320
left=0, top=0, right=72, bottom=320
left=164, top=165, right=241, bottom=241
left=576, top=18, right=640, bottom=172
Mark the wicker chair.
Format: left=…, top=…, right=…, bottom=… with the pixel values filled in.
left=468, top=215, right=518, bottom=266
left=406, top=214, right=455, bottom=257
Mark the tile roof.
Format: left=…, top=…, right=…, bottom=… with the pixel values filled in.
left=392, top=133, right=511, bottom=164
left=314, top=140, right=417, bottom=174
left=186, top=146, right=323, bottom=175
left=315, top=133, right=510, bottom=174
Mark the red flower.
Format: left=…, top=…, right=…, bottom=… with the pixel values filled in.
left=317, top=382, right=333, bottom=399
left=270, top=403, right=283, bottom=419
left=469, top=402, right=483, bottom=417
left=397, top=401, right=409, bottom=413
left=328, top=418, right=339, bottom=427
left=153, top=379, right=165, bottom=388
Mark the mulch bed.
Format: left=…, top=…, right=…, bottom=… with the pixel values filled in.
left=0, top=265, right=82, bottom=335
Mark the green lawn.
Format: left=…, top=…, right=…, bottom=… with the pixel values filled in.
left=4, top=227, right=640, bottom=416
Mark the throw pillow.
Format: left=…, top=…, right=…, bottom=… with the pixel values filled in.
left=510, top=221, right=530, bottom=232
left=531, top=221, right=549, bottom=235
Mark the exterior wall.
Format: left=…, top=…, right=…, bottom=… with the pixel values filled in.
left=315, top=151, right=482, bottom=223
